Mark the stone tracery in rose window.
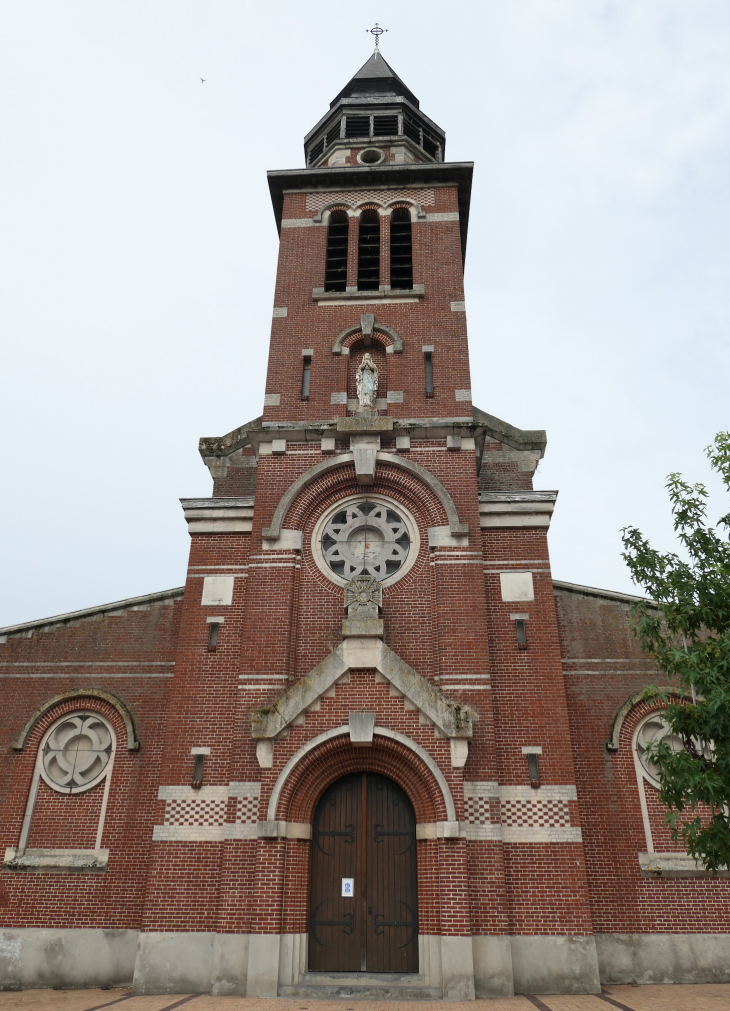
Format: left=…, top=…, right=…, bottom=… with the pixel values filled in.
left=40, top=712, right=115, bottom=794
left=321, top=499, right=410, bottom=582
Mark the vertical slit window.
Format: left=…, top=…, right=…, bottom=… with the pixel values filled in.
left=424, top=352, right=434, bottom=397
left=390, top=207, right=413, bottom=290
left=192, top=754, right=205, bottom=789
left=301, top=356, right=311, bottom=399
left=324, top=211, right=349, bottom=292
left=357, top=209, right=380, bottom=291
left=207, top=622, right=219, bottom=652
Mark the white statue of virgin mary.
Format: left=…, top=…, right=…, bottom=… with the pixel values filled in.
left=356, top=353, right=378, bottom=408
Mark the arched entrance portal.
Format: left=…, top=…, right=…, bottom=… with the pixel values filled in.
left=309, top=772, right=418, bottom=973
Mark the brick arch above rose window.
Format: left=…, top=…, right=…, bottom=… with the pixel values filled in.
left=12, top=687, right=139, bottom=752
left=267, top=725, right=454, bottom=826
left=606, top=686, right=691, bottom=752
left=262, top=454, right=468, bottom=541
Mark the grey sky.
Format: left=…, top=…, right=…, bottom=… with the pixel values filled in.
left=2, top=1, right=729, bottom=627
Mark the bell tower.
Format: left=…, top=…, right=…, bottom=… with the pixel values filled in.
left=259, top=47, right=473, bottom=430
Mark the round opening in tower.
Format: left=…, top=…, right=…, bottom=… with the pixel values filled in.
left=357, top=148, right=385, bottom=165
left=312, top=495, right=419, bottom=586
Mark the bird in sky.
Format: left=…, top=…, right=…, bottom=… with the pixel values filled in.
left=200, top=78, right=206, bottom=84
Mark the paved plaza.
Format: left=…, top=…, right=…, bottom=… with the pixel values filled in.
left=2, top=987, right=730, bottom=1011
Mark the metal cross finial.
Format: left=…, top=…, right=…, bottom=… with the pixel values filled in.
left=367, top=23, right=388, bottom=49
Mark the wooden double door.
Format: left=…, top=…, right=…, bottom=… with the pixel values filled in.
left=309, top=772, right=418, bottom=973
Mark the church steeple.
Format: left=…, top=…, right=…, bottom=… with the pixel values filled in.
left=303, top=50, right=446, bottom=168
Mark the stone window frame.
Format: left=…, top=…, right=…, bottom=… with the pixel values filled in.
left=5, top=708, right=119, bottom=873
left=607, top=691, right=724, bottom=878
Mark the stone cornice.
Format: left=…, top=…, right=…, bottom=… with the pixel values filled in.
left=198, top=407, right=545, bottom=465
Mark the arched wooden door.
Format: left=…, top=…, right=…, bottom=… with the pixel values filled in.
left=309, top=772, right=418, bottom=973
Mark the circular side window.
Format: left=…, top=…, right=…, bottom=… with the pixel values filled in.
left=311, top=494, right=420, bottom=587
left=40, top=712, right=116, bottom=794
left=633, top=709, right=712, bottom=788
left=357, top=148, right=385, bottom=165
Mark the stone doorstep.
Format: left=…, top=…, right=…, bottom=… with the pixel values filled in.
left=280, top=971, right=442, bottom=1000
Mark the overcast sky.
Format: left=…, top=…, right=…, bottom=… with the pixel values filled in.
left=1, top=1, right=729, bottom=627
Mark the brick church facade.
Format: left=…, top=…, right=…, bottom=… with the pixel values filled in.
left=1, top=51, right=729, bottom=998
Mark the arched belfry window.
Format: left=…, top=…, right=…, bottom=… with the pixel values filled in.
left=390, top=207, right=413, bottom=290
left=358, top=208, right=380, bottom=291
left=325, top=210, right=349, bottom=292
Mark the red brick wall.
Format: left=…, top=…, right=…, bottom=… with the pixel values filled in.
left=556, top=587, right=730, bottom=933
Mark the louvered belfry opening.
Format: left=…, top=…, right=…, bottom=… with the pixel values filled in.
left=390, top=207, right=413, bottom=290
left=357, top=209, right=381, bottom=291
left=324, top=210, right=349, bottom=292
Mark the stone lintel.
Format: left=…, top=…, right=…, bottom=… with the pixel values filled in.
left=336, top=416, right=394, bottom=433
left=342, top=618, right=384, bottom=638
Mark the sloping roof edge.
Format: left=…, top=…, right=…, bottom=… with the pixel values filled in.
left=0, top=587, right=185, bottom=638
left=552, top=579, right=655, bottom=607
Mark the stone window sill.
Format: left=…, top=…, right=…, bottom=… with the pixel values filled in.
left=3, top=847, right=109, bottom=873
left=312, top=286, right=424, bottom=303
left=638, top=851, right=730, bottom=879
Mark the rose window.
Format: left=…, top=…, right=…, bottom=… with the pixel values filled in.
left=635, top=710, right=712, bottom=787
left=41, top=713, right=114, bottom=794
left=321, top=500, right=411, bottom=581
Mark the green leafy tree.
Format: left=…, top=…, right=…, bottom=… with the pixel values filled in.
left=620, top=432, right=730, bottom=872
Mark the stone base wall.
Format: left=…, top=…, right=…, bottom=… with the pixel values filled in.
left=6, top=928, right=730, bottom=995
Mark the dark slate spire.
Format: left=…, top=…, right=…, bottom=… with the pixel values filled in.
left=330, top=50, right=420, bottom=109
left=303, top=49, right=445, bottom=168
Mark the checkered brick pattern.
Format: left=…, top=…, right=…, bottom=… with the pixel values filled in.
left=228, top=781, right=261, bottom=825
left=305, top=188, right=435, bottom=211
left=165, top=796, right=227, bottom=827
left=151, top=785, right=230, bottom=841
left=463, top=781, right=500, bottom=828
left=500, top=798, right=571, bottom=829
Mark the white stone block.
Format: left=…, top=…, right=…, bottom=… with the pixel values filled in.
left=396, top=435, right=410, bottom=451
left=499, top=571, right=534, bottom=602
left=272, top=307, right=287, bottom=318
left=349, top=711, right=376, bottom=745
left=262, top=529, right=302, bottom=551
left=330, top=391, right=347, bottom=404
left=387, top=390, right=404, bottom=402
left=321, top=437, right=336, bottom=453
left=450, top=301, right=466, bottom=312
left=263, top=393, right=280, bottom=406
left=428, top=525, right=468, bottom=547
left=256, top=740, right=273, bottom=768
left=450, top=738, right=469, bottom=767
left=201, top=576, right=235, bottom=606
left=271, top=439, right=286, bottom=454
left=455, top=388, right=472, bottom=401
